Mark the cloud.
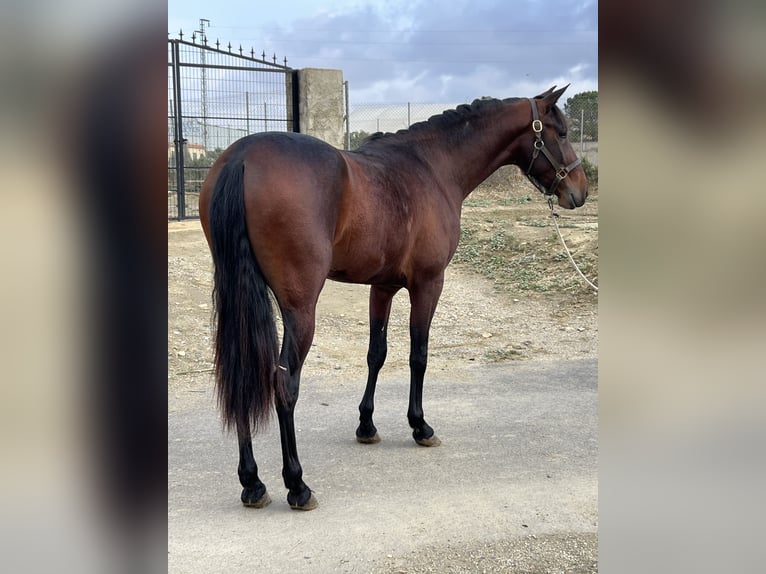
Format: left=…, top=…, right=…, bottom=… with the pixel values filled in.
left=185, top=0, right=597, bottom=103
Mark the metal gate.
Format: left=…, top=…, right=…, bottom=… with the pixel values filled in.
left=168, top=35, right=299, bottom=219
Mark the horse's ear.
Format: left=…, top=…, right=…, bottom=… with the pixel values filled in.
left=533, top=85, right=556, bottom=99
left=542, top=84, right=569, bottom=112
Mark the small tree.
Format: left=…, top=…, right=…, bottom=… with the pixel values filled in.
left=349, top=130, right=371, bottom=150
left=563, top=91, right=598, bottom=142
left=184, top=148, right=222, bottom=169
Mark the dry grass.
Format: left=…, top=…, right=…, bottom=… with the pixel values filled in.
left=455, top=166, right=599, bottom=294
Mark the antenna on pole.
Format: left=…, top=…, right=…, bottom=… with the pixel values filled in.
left=196, top=18, right=210, bottom=42
left=195, top=18, right=211, bottom=151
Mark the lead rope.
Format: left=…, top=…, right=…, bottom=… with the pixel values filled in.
left=547, top=197, right=599, bottom=292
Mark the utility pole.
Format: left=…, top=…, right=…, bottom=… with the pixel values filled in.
left=195, top=18, right=210, bottom=151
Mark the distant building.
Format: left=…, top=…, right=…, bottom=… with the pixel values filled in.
left=168, top=141, right=207, bottom=161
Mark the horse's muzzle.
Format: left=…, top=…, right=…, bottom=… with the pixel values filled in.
left=556, top=185, right=587, bottom=209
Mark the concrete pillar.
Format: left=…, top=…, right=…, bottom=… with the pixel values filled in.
left=297, top=68, right=344, bottom=149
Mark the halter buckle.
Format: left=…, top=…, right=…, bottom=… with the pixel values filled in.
left=532, top=119, right=543, bottom=133
left=556, top=167, right=569, bottom=180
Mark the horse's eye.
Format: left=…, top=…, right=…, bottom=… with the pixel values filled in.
left=558, top=132, right=567, bottom=139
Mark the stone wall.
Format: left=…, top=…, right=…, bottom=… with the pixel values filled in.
left=297, top=68, right=344, bottom=149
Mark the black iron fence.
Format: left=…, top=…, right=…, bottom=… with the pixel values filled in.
left=168, top=34, right=298, bottom=219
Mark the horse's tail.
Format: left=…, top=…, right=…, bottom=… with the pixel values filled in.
left=208, top=157, right=283, bottom=432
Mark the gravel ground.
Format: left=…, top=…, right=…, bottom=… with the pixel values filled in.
left=376, top=532, right=598, bottom=574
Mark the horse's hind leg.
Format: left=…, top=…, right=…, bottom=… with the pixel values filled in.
left=237, top=422, right=271, bottom=508
left=276, top=307, right=319, bottom=510
left=357, top=285, right=400, bottom=443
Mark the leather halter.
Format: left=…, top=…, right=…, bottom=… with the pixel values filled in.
left=525, top=98, right=582, bottom=196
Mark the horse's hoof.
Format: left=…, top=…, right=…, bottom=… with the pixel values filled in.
left=356, top=432, right=381, bottom=444
left=241, top=488, right=271, bottom=508
left=415, top=435, right=441, bottom=447
left=289, top=492, right=319, bottom=511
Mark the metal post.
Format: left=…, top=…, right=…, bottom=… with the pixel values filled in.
left=172, top=40, right=186, bottom=220
left=580, top=107, right=584, bottom=154
left=245, top=92, right=250, bottom=133
left=289, top=70, right=300, bottom=133
left=264, top=102, right=268, bottom=132
left=344, top=80, right=350, bottom=150
left=407, top=102, right=411, bottom=127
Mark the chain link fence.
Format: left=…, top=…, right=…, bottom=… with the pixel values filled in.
left=562, top=92, right=598, bottom=167
left=347, top=102, right=459, bottom=148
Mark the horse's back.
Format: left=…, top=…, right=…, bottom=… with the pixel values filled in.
left=199, top=132, right=457, bottom=291
left=200, top=132, right=346, bottom=243
left=207, top=132, right=345, bottom=200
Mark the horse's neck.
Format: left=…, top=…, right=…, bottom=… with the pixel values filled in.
left=426, top=102, right=528, bottom=200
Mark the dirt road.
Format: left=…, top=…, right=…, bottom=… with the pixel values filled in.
left=169, top=359, right=597, bottom=573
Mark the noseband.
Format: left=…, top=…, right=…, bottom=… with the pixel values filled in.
left=525, top=98, right=581, bottom=196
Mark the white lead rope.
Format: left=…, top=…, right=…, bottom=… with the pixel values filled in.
left=547, top=197, right=599, bottom=292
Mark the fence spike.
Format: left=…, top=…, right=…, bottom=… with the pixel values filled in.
left=239, top=45, right=243, bottom=55
left=284, top=57, right=288, bottom=66
left=228, top=42, right=232, bottom=52
left=203, top=34, right=208, bottom=46
left=250, top=48, right=255, bottom=58
left=272, top=53, right=277, bottom=63
left=179, top=29, right=184, bottom=40
left=191, top=31, right=196, bottom=43
left=216, top=39, right=220, bottom=49
left=262, top=50, right=266, bottom=60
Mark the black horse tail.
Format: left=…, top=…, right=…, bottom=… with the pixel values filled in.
left=208, top=157, right=283, bottom=432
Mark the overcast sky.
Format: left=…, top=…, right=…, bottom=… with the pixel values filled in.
left=168, top=0, right=597, bottom=104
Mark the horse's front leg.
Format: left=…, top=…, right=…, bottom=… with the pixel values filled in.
left=406, top=276, right=444, bottom=447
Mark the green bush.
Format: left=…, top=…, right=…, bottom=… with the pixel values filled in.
left=581, top=157, right=598, bottom=187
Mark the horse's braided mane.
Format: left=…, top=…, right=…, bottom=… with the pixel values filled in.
left=359, top=97, right=522, bottom=148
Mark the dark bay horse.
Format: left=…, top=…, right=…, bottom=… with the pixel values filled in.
left=199, top=85, right=588, bottom=510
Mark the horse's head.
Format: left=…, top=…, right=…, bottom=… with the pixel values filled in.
left=522, top=85, right=589, bottom=209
